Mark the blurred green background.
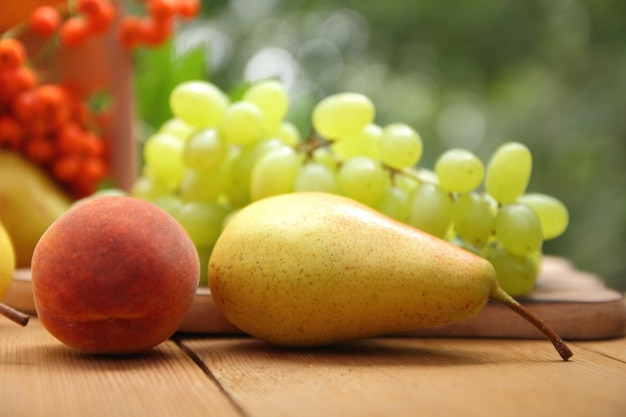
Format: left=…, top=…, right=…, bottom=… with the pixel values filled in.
left=132, top=0, right=626, bottom=291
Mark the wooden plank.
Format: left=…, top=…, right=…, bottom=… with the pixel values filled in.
left=181, top=336, right=626, bottom=417
left=575, top=338, right=626, bottom=362
left=0, top=319, right=242, bottom=417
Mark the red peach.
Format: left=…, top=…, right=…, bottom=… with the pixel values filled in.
left=31, top=196, right=199, bottom=354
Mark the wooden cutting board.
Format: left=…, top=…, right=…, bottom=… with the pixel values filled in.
left=5, top=256, right=625, bottom=340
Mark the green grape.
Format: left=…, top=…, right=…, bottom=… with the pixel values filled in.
left=337, top=156, right=390, bottom=206
left=379, top=123, right=423, bottom=169
left=212, top=145, right=239, bottom=198
left=229, top=138, right=284, bottom=206
left=494, top=203, right=543, bottom=256
left=159, top=117, right=194, bottom=141
left=183, top=128, right=227, bottom=173
left=219, top=101, right=265, bottom=146
left=407, top=183, right=453, bottom=238
left=142, top=132, right=186, bottom=190
left=435, top=148, right=484, bottom=194
left=179, top=169, right=221, bottom=202
left=130, top=174, right=169, bottom=200
left=331, top=123, right=382, bottom=161
left=169, top=81, right=229, bottom=128
left=312, top=92, right=375, bottom=140
left=453, top=192, right=495, bottom=249
left=90, top=188, right=127, bottom=198
left=393, top=172, right=420, bottom=195
left=151, top=194, right=184, bottom=215
left=221, top=209, right=240, bottom=231
left=517, top=193, right=569, bottom=240
left=243, top=79, right=289, bottom=133
left=250, top=146, right=301, bottom=201
left=484, top=192, right=499, bottom=216
left=485, top=142, right=532, bottom=203
left=173, top=201, right=230, bottom=247
left=181, top=146, right=238, bottom=203
left=272, top=121, right=302, bottom=146
left=451, top=238, right=482, bottom=256
left=196, top=245, right=214, bottom=287
left=75, top=188, right=127, bottom=206
left=529, top=249, right=543, bottom=271
left=413, top=168, right=439, bottom=185
left=374, top=186, right=409, bottom=222
left=294, top=162, right=338, bottom=193
left=311, top=147, right=338, bottom=172
left=487, top=247, right=539, bottom=296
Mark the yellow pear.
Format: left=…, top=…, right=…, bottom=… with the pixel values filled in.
left=209, top=192, right=571, bottom=360
left=0, top=151, right=72, bottom=267
left=0, top=220, right=15, bottom=301
left=0, top=219, right=29, bottom=326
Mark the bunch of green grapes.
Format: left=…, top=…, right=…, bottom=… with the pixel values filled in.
left=125, top=79, right=568, bottom=292
left=433, top=143, right=568, bottom=296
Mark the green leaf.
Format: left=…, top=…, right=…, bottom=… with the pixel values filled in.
left=134, top=40, right=207, bottom=133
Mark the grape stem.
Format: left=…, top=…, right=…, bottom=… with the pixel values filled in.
left=298, top=130, right=333, bottom=158
left=489, top=286, right=573, bottom=361
left=0, top=303, right=30, bottom=327
left=390, top=166, right=429, bottom=185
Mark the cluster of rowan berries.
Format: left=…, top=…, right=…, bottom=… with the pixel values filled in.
left=0, top=38, right=109, bottom=198
left=0, top=0, right=202, bottom=198
left=29, top=0, right=115, bottom=47
left=28, top=0, right=201, bottom=49
left=118, top=0, right=201, bottom=49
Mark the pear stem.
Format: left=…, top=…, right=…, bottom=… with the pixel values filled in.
left=489, top=286, right=573, bottom=361
left=0, top=303, right=30, bottom=327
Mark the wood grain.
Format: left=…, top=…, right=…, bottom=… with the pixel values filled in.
left=180, top=336, right=626, bottom=417
left=1, top=318, right=625, bottom=417
left=0, top=320, right=240, bottom=417
left=575, top=337, right=626, bottom=362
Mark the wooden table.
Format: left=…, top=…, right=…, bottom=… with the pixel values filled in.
left=2, top=318, right=625, bottom=417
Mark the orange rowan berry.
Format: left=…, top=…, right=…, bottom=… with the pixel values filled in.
left=80, top=0, right=116, bottom=34
left=14, top=66, right=38, bottom=90
left=29, top=6, right=62, bottom=37
left=0, top=39, right=26, bottom=69
left=0, top=66, right=37, bottom=106
left=59, top=17, right=90, bottom=48
left=148, top=0, right=177, bottom=21
left=23, top=135, right=56, bottom=165
left=12, top=90, right=40, bottom=123
left=0, top=115, right=24, bottom=150
left=138, top=16, right=173, bottom=47
left=70, top=178, right=97, bottom=199
left=117, top=16, right=143, bottom=49
left=55, top=122, right=85, bottom=155
left=80, top=131, right=106, bottom=157
left=52, top=155, right=81, bottom=182
left=80, top=156, right=109, bottom=182
left=35, top=84, right=72, bottom=130
left=77, top=0, right=100, bottom=13
left=175, top=0, right=201, bottom=19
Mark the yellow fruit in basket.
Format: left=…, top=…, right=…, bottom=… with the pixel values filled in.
left=0, top=220, right=15, bottom=301
left=0, top=151, right=72, bottom=267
